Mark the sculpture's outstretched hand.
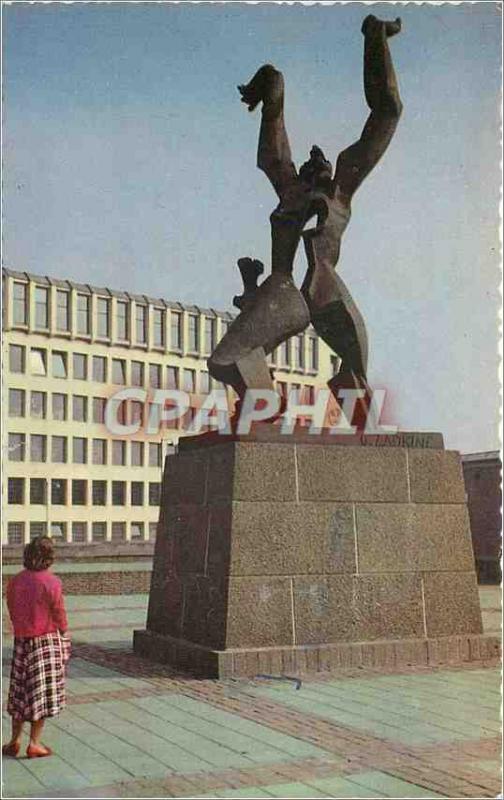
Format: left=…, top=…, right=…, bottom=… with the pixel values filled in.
left=238, top=64, right=284, bottom=111
left=361, top=14, right=401, bottom=37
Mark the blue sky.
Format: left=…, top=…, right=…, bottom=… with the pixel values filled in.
left=3, top=2, right=501, bottom=452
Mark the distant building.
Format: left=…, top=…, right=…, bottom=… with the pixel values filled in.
left=462, top=451, right=502, bottom=584
left=2, top=268, right=333, bottom=545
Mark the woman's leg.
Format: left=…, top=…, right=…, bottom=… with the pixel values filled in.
left=29, top=719, right=45, bottom=746
left=26, top=719, right=52, bottom=758
left=1, top=718, right=24, bottom=756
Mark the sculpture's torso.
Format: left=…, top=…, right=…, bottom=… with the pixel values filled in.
left=270, top=178, right=351, bottom=303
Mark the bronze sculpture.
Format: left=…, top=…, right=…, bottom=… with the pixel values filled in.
left=208, top=15, right=403, bottom=421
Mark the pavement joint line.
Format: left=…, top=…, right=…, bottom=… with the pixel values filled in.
left=65, top=644, right=502, bottom=796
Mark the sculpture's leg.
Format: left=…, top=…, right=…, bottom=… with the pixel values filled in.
left=239, top=64, right=297, bottom=197
left=334, top=15, right=403, bottom=198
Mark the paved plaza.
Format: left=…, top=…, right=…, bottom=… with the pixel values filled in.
left=2, top=585, right=501, bottom=799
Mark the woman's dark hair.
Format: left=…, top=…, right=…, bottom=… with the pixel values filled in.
left=23, top=536, right=55, bottom=571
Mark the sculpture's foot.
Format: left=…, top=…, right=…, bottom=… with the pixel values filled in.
left=361, top=14, right=401, bottom=38
left=238, top=64, right=283, bottom=111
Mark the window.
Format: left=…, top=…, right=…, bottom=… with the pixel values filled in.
left=130, top=400, right=143, bottom=425
left=97, top=297, right=110, bottom=338
left=149, top=443, right=162, bottom=467
left=30, top=479, right=46, bottom=505
left=92, top=439, right=107, bottom=465
left=182, top=369, right=196, bottom=393
left=149, top=482, right=161, bottom=506
left=112, top=440, right=126, bottom=466
left=8, top=478, right=24, bottom=504
left=52, top=394, right=67, bottom=421
left=294, top=335, right=305, bottom=370
left=93, top=397, right=106, bottom=424
left=306, top=385, right=316, bottom=404
left=56, top=290, right=70, bottom=331
left=204, top=317, right=216, bottom=355
left=112, top=481, right=126, bottom=505
left=30, top=348, right=47, bottom=376
left=92, top=522, right=107, bottom=542
left=13, top=282, right=28, bottom=325
left=93, top=356, right=107, bottom=382
left=30, top=435, right=46, bottom=463
left=153, top=308, right=165, bottom=347
left=131, top=522, right=144, bottom=541
left=51, top=522, right=66, bottom=541
left=308, top=337, right=318, bottom=371
left=77, top=294, right=90, bottom=335
left=149, top=363, right=161, bottom=388
left=73, top=353, right=87, bottom=380
left=188, top=314, right=199, bottom=352
left=72, top=480, right=87, bottom=505
left=131, top=361, right=144, bottom=387
left=52, top=436, right=67, bottom=463
left=280, top=341, right=290, bottom=367
left=51, top=351, right=67, bottom=378
left=117, top=401, right=127, bottom=425
left=9, top=433, right=25, bottom=461
left=31, top=391, right=46, bottom=419
left=131, top=482, right=144, bottom=506
left=30, top=522, right=47, bottom=540
left=73, top=395, right=87, bottom=422
left=131, top=441, right=144, bottom=467
left=111, top=522, right=126, bottom=542
left=170, top=311, right=182, bottom=350
left=9, top=389, right=25, bottom=417
left=9, top=344, right=25, bottom=373
left=290, top=383, right=301, bottom=403
left=92, top=481, right=107, bottom=505
left=73, top=437, right=87, bottom=464
left=51, top=479, right=67, bottom=505
left=92, top=481, right=107, bottom=506
left=200, top=372, right=210, bottom=394
left=72, top=523, right=87, bottom=543
left=8, top=522, right=24, bottom=546
left=166, top=366, right=179, bottom=389
left=112, top=359, right=126, bottom=385
left=116, top=300, right=129, bottom=340
left=34, top=287, right=49, bottom=328
left=148, top=522, right=158, bottom=542
left=136, top=305, right=147, bottom=344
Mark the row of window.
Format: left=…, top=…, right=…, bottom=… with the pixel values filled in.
left=8, top=434, right=164, bottom=466
left=11, top=281, right=220, bottom=352
left=8, top=345, right=214, bottom=387
left=7, top=477, right=161, bottom=506
left=8, top=336, right=318, bottom=381
left=7, top=380, right=316, bottom=427
left=6, top=520, right=155, bottom=545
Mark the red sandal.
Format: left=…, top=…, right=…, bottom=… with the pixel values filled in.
left=26, top=744, right=53, bottom=759
left=2, top=742, right=21, bottom=757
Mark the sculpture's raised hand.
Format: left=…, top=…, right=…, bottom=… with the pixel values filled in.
left=361, top=14, right=401, bottom=37
left=238, top=64, right=284, bottom=112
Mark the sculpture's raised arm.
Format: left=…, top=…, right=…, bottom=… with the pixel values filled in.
left=238, top=64, right=297, bottom=199
left=334, top=15, right=403, bottom=201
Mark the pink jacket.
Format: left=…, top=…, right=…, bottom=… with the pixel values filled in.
left=7, top=569, right=68, bottom=638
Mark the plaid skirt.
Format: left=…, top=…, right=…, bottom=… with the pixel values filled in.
left=7, top=632, right=70, bottom=722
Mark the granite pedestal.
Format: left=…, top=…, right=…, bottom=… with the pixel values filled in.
left=134, top=431, right=498, bottom=677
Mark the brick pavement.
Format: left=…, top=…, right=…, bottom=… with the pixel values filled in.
left=2, top=590, right=502, bottom=798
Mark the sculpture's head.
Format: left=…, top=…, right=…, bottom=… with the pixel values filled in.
left=299, top=145, right=333, bottom=190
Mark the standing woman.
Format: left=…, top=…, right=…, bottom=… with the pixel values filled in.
left=2, top=536, right=70, bottom=759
